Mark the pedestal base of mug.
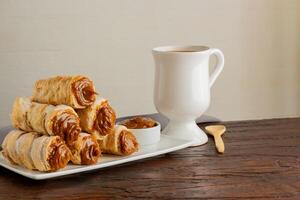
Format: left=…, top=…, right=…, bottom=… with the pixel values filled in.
left=162, top=120, right=208, bottom=146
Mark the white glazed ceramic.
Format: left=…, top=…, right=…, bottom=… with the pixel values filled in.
left=129, top=122, right=161, bottom=146
left=0, top=135, right=193, bottom=180
left=152, top=45, right=224, bottom=146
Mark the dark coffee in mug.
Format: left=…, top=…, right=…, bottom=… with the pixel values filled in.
left=169, top=50, right=198, bottom=52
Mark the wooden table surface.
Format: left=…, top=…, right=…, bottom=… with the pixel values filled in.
left=0, top=118, right=299, bottom=199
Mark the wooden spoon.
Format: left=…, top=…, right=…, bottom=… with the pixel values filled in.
left=205, top=125, right=226, bottom=153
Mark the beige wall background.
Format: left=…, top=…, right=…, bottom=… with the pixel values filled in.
left=0, top=0, right=300, bottom=127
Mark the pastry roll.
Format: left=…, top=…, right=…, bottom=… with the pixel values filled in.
left=2, top=130, right=71, bottom=172
left=98, top=125, right=139, bottom=156
left=32, top=75, right=97, bottom=109
left=31, top=134, right=71, bottom=172
left=2, top=130, right=26, bottom=165
left=11, top=97, right=81, bottom=145
left=77, top=97, right=116, bottom=139
left=69, top=133, right=101, bottom=165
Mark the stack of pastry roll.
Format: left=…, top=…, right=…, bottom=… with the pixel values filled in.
left=10, top=96, right=101, bottom=165
left=1, top=75, right=139, bottom=172
left=29, top=75, right=102, bottom=165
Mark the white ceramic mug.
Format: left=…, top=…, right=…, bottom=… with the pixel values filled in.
left=152, top=45, right=224, bottom=146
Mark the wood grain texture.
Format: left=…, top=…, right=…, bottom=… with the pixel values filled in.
left=0, top=118, right=299, bottom=199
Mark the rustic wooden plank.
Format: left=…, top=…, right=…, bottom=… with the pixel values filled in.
left=0, top=118, right=299, bottom=199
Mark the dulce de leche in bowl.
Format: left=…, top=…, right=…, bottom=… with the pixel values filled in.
left=120, top=117, right=161, bottom=146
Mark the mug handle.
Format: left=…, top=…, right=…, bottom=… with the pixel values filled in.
left=208, top=48, right=225, bottom=88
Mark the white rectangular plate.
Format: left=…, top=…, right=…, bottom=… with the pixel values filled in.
left=0, top=135, right=193, bottom=180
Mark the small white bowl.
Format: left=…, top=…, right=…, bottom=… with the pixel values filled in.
left=118, top=122, right=161, bottom=146
left=130, top=122, right=161, bottom=146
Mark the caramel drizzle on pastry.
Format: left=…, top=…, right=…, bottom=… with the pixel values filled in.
left=119, top=130, right=139, bottom=155
left=80, top=135, right=101, bottom=165
left=72, top=77, right=96, bottom=106
left=52, top=111, right=81, bottom=145
left=94, top=102, right=116, bottom=136
left=47, top=137, right=71, bottom=171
